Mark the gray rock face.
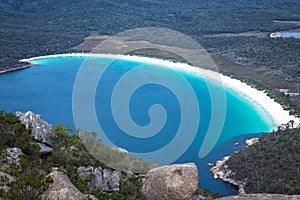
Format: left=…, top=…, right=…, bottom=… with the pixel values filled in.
left=16, top=111, right=56, bottom=146
left=142, top=163, right=199, bottom=200
left=110, top=170, right=121, bottom=192
left=190, top=195, right=206, bottom=200
left=85, top=194, right=98, bottom=200
left=70, top=145, right=79, bottom=151
left=33, top=142, right=53, bottom=155
left=77, top=166, right=100, bottom=191
left=102, top=169, right=111, bottom=191
left=43, top=171, right=87, bottom=200
left=3, top=147, right=23, bottom=165
left=77, top=166, right=121, bottom=192
left=217, top=194, right=300, bottom=200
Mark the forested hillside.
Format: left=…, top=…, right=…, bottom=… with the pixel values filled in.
left=225, top=128, right=300, bottom=194
left=1, top=0, right=300, bottom=70
left=0, top=110, right=148, bottom=199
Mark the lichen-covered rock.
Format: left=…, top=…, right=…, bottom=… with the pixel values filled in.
left=110, top=170, right=121, bottom=192
left=78, top=166, right=102, bottom=191
left=190, top=195, right=206, bottom=200
left=102, top=169, right=111, bottom=191
left=77, top=166, right=121, bottom=192
left=3, top=147, right=23, bottom=165
left=216, top=194, right=300, bottom=200
left=43, top=171, right=87, bottom=200
left=16, top=111, right=56, bottom=146
left=85, top=194, right=98, bottom=200
left=142, top=163, right=198, bottom=200
left=33, top=142, right=53, bottom=155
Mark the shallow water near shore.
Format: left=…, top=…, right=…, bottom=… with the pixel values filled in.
left=271, top=32, right=300, bottom=39
left=0, top=55, right=276, bottom=195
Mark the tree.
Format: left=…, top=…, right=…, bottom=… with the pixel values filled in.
left=5, top=175, right=53, bottom=200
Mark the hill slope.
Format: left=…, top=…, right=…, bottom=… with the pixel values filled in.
left=224, top=128, right=300, bottom=194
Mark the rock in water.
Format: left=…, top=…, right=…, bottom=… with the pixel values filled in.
left=245, top=138, right=259, bottom=146
left=43, top=171, right=87, bottom=200
left=16, top=111, right=56, bottom=146
left=142, top=163, right=198, bottom=200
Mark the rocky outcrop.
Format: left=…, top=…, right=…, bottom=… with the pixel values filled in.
left=77, top=166, right=121, bottom=192
left=33, top=142, right=53, bottom=155
left=142, top=163, right=198, bottom=200
left=211, top=156, right=246, bottom=195
left=245, top=138, right=259, bottom=146
left=85, top=194, right=98, bottom=200
left=190, top=195, right=206, bottom=200
left=43, top=171, right=87, bottom=200
left=106, top=169, right=121, bottom=192
left=16, top=111, right=56, bottom=146
left=216, top=194, right=300, bottom=200
left=3, top=147, right=23, bottom=166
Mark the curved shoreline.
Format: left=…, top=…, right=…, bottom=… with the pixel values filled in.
left=20, top=53, right=300, bottom=128
left=0, top=64, right=34, bottom=74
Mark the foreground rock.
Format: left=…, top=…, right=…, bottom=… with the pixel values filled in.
left=16, top=111, right=56, bottom=146
left=43, top=171, right=87, bottom=200
left=217, top=194, right=300, bottom=200
left=77, top=166, right=121, bottom=192
left=142, top=163, right=198, bottom=200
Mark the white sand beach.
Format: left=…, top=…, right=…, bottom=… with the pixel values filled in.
left=20, top=53, right=300, bottom=128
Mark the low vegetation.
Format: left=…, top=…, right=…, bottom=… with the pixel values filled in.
left=0, top=111, right=146, bottom=199
left=80, top=131, right=156, bottom=174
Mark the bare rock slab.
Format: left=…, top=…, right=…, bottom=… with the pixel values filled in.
left=16, top=111, right=56, bottom=146
left=43, top=171, right=87, bottom=200
left=142, top=163, right=198, bottom=200
left=77, top=166, right=121, bottom=192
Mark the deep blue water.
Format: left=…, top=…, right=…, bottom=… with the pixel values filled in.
left=0, top=55, right=276, bottom=195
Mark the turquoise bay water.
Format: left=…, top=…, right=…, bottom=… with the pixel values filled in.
left=0, top=55, right=276, bottom=195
